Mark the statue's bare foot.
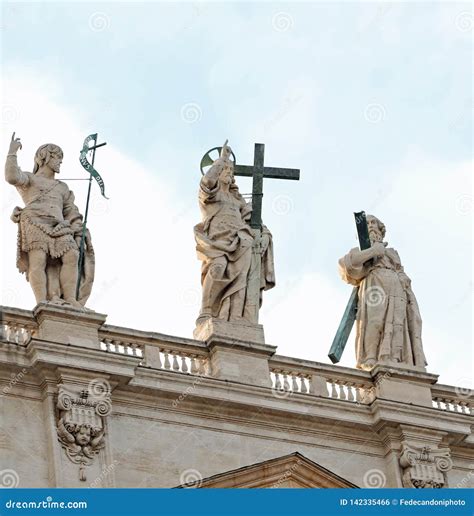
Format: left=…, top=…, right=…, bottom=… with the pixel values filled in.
left=63, top=298, right=86, bottom=311
left=364, top=359, right=376, bottom=369
left=49, top=296, right=63, bottom=305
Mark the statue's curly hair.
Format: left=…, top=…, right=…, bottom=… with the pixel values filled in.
left=33, top=143, right=63, bottom=174
left=367, top=214, right=386, bottom=238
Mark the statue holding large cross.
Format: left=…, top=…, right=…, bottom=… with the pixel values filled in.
left=330, top=212, right=427, bottom=371
left=194, top=140, right=299, bottom=326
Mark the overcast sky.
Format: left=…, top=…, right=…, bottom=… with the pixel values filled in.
left=1, top=1, right=472, bottom=388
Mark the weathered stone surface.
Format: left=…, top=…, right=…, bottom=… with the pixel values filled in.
left=0, top=306, right=472, bottom=489
left=194, top=141, right=275, bottom=325
left=4, top=134, right=94, bottom=309
left=339, top=215, right=427, bottom=371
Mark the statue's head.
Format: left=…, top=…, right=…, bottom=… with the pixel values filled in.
left=33, top=143, right=63, bottom=175
left=75, top=424, right=92, bottom=446
left=366, top=215, right=386, bottom=244
left=219, top=161, right=234, bottom=186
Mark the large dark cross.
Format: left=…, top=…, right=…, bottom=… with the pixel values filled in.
left=233, top=143, right=300, bottom=228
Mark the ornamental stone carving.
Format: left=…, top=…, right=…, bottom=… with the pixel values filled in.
left=399, top=443, right=453, bottom=488
left=56, top=383, right=112, bottom=481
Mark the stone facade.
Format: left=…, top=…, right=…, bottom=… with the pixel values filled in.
left=0, top=305, right=472, bottom=488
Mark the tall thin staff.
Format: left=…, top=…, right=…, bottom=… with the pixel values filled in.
left=75, top=133, right=108, bottom=299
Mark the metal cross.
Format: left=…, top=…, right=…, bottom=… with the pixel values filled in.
left=233, top=143, right=300, bottom=228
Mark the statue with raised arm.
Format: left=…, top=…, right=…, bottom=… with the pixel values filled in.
left=338, top=215, right=427, bottom=370
left=194, top=140, right=275, bottom=324
left=5, top=133, right=94, bottom=309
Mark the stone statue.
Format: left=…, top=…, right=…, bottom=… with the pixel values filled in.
left=194, top=141, right=275, bottom=324
left=5, top=133, right=94, bottom=309
left=338, top=215, right=427, bottom=370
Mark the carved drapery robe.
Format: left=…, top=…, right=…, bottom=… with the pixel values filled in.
left=339, top=247, right=427, bottom=370
left=194, top=179, right=275, bottom=322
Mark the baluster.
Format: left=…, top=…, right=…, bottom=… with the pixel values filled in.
left=300, top=376, right=308, bottom=394
left=274, top=372, right=282, bottom=390
left=338, top=383, right=347, bottom=400
left=283, top=374, right=290, bottom=391
left=172, top=353, right=180, bottom=371
left=5, top=323, right=13, bottom=342
left=347, top=384, right=355, bottom=402
left=181, top=356, right=188, bottom=373
left=197, top=358, right=205, bottom=375
left=330, top=381, right=338, bottom=398
left=163, top=351, right=171, bottom=370
left=190, top=356, right=198, bottom=374
left=355, top=385, right=363, bottom=403
left=291, top=374, right=299, bottom=392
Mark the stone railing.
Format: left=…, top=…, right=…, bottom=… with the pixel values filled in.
left=0, top=306, right=37, bottom=345
left=99, top=325, right=210, bottom=376
left=269, top=355, right=374, bottom=404
left=431, top=384, right=472, bottom=415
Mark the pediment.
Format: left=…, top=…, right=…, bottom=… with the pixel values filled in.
left=177, top=452, right=357, bottom=488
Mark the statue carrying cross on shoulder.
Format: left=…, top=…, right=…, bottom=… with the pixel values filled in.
left=4, top=132, right=94, bottom=309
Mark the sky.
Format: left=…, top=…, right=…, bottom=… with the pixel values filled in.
left=0, top=1, right=472, bottom=388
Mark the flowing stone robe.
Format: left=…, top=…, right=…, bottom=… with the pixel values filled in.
left=194, top=178, right=275, bottom=323
left=339, top=247, right=427, bottom=370
left=9, top=170, right=95, bottom=305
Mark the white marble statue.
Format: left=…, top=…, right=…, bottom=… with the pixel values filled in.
left=194, top=141, right=275, bottom=324
left=5, top=133, right=94, bottom=308
left=338, top=215, right=427, bottom=370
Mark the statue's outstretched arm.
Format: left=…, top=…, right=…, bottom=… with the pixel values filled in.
left=5, top=132, right=29, bottom=187
left=201, top=159, right=224, bottom=190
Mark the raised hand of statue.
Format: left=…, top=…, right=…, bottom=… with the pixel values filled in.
left=371, top=242, right=386, bottom=259
left=220, top=139, right=232, bottom=161
left=8, top=132, right=22, bottom=155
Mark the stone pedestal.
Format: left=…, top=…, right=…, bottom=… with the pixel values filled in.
left=370, top=364, right=438, bottom=408
left=33, top=303, right=107, bottom=349
left=194, top=318, right=275, bottom=388
left=194, top=317, right=265, bottom=345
